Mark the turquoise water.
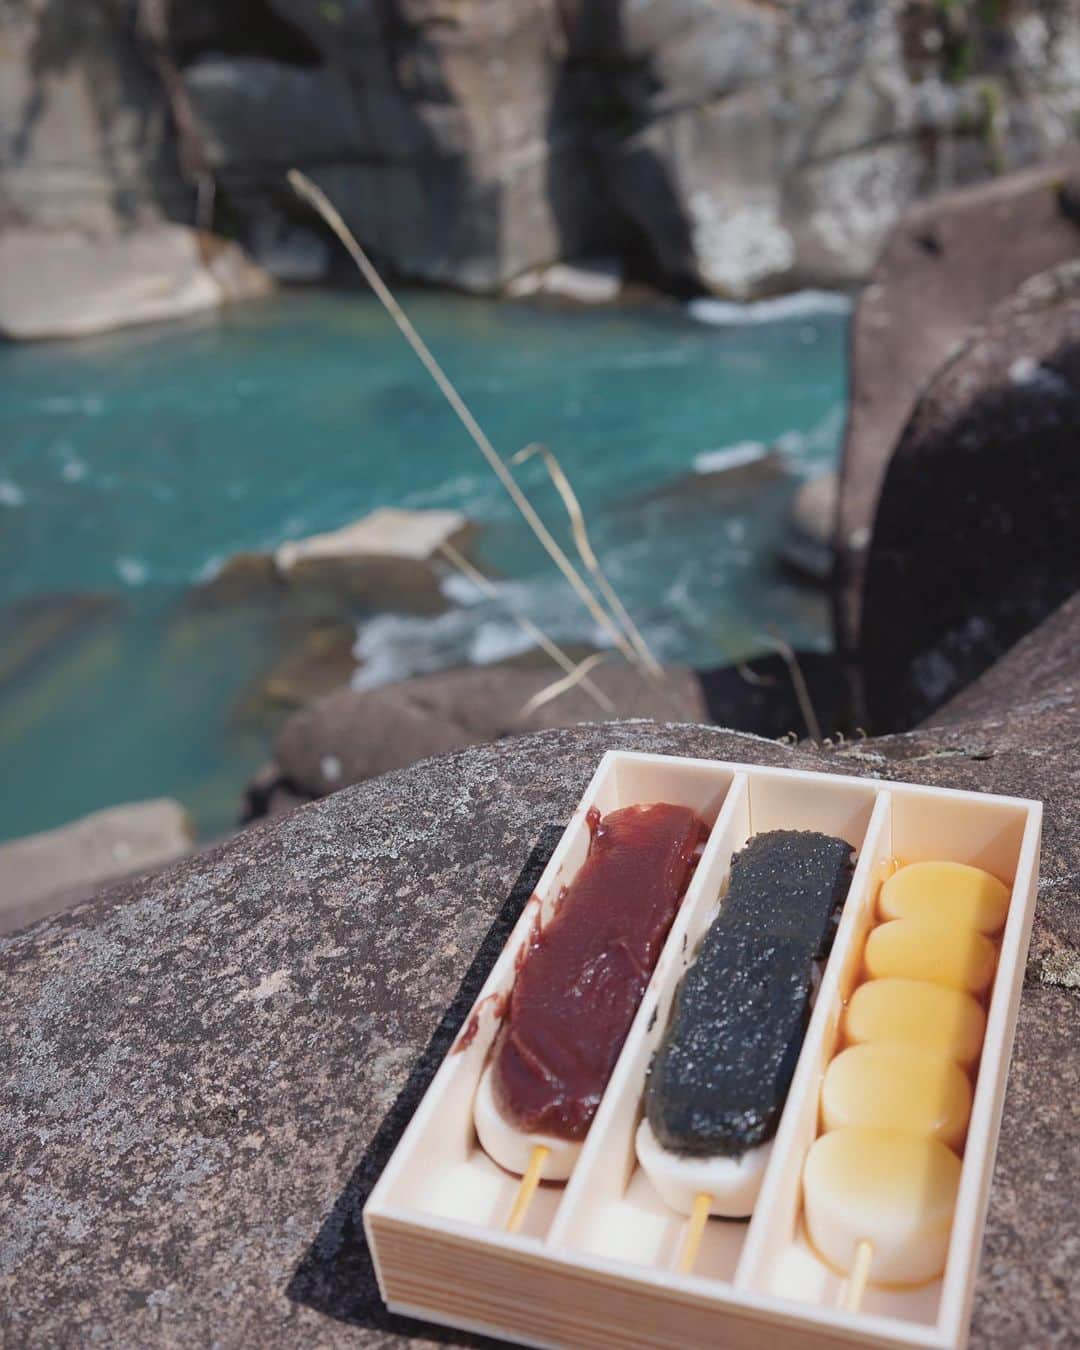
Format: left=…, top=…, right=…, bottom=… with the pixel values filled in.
left=0, top=290, right=848, bottom=843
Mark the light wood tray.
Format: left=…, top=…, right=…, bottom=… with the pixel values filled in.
left=364, top=751, right=1042, bottom=1349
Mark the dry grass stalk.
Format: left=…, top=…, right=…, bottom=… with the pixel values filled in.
left=437, top=541, right=615, bottom=715
left=512, top=443, right=663, bottom=681
left=287, top=169, right=654, bottom=682
left=757, top=630, right=823, bottom=743
left=518, top=654, right=611, bottom=719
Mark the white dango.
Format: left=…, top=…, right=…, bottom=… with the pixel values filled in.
left=821, top=1043, right=972, bottom=1150
left=634, top=1117, right=771, bottom=1219
left=803, top=1127, right=962, bottom=1286
left=473, top=1064, right=581, bottom=1182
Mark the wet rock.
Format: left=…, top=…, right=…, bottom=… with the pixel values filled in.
left=834, top=156, right=1080, bottom=660
left=0, top=614, right=1075, bottom=1345
left=0, top=227, right=272, bottom=340
left=189, top=552, right=282, bottom=610
left=192, top=509, right=475, bottom=621
left=274, top=508, right=474, bottom=616
left=0, top=798, right=194, bottom=936
left=627, top=446, right=787, bottom=514
left=860, top=262, right=1080, bottom=731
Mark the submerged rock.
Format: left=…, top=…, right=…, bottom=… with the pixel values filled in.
left=0, top=593, right=122, bottom=692
left=0, top=227, right=271, bottom=340
left=860, top=262, right=1080, bottom=731
left=0, top=597, right=1076, bottom=1345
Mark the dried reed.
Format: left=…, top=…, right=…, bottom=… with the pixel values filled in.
left=287, top=169, right=656, bottom=684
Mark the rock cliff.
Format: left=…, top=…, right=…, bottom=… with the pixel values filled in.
left=4, top=0, right=1079, bottom=297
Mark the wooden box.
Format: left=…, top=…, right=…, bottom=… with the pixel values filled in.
left=364, top=752, right=1042, bottom=1349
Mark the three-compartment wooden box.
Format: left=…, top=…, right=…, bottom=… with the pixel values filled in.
left=364, top=751, right=1042, bottom=1349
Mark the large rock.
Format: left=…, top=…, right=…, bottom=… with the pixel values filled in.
left=0, top=597, right=1076, bottom=1344
left=860, top=262, right=1080, bottom=731
left=0, top=798, right=194, bottom=936
left=250, top=643, right=850, bottom=817
left=270, top=660, right=709, bottom=800
left=0, top=226, right=271, bottom=340
left=930, top=591, right=1079, bottom=734
left=834, top=157, right=1080, bottom=660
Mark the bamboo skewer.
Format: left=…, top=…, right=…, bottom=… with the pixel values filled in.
left=506, top=1144, right=549, bottom=1234
left=676, top=1191, right=712, bottom=1274
left=841, top=1239, right=874, bottom=1312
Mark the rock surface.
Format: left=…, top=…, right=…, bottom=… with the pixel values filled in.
left=5, top=2, right=1080, bottom=298
left=931, top=592, right=1079, bottom=734
left=0, top=598, right=1076, bottom=1346
left=834, top=156, right=1080, bottom=659
left=860, top=262, right=1080, bottom=731
left=0, top=797, right=194, bottom=936
left=0, top=225, right=271, bottom=339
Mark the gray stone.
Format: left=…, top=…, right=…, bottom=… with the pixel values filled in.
left=860, top=262, right=1080, bottom=731
left=0, top=225, right=271, bottom=340
left=0, top=798, right=194, bottom=935
left=834, top=156, right=1080, bottom=662
left=0, top=594, right=1076, bottom=1346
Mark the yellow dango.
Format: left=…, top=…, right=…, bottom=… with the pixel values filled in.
left=865, top=917, right=996, bottom=994
left=843, top=977, right=986, bottom=1066
left=803, top=1127, right=962, bottom=1286
left=879, top=861, right=1009, bottom=936
left=821, top=1044, right=972, bottom=1150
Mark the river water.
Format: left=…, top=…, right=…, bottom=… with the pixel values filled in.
left=0, top=288, right=848, bottom=842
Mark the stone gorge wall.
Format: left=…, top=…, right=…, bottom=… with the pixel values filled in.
left=3, top=0, right=1079, bottom=295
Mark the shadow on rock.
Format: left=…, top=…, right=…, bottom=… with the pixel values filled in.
left=285, top=824, right=566, bottom=1343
